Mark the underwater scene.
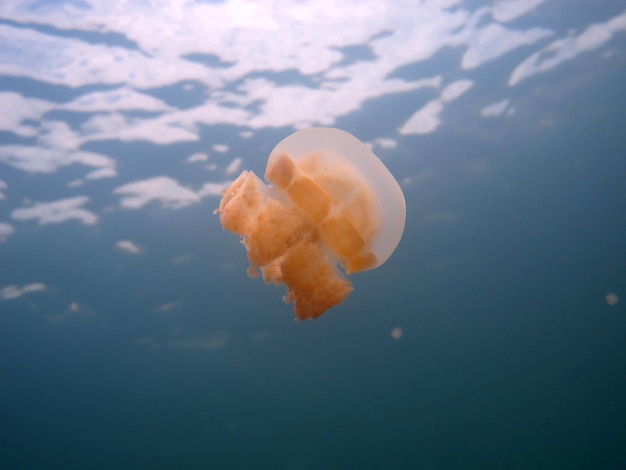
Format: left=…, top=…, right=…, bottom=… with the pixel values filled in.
left=1, top=1, right=625, bottom=468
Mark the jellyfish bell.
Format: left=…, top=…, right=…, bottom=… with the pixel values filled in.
left=267, top=128, right=406, bottom=272
left=218, top=127, right=406, bottom=321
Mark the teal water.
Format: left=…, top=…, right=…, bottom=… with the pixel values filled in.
left=1, top=1, right=625, bottom=468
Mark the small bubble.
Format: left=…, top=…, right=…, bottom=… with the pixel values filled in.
left=606, top=293, right=618, bottom=306
left=391, top=327, right=403, bottom=340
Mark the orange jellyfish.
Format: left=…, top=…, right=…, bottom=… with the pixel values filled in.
left=217, top=128, right=406, bottom=320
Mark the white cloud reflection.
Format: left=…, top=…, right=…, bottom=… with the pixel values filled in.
left=0, top=1, right=620, bottom=150
left=369, top=138, right=398, bottom=150
left=187, top=152, right=209, bottom=163
left=116, top=240, right=142, bottom=255
left=1, top=282, right=47, bottom=300
left=62, top=88, right=174, bottom=113
left=197, top=181, right=231, bottom=198
left=441, top=80, right=474, bottom=102
left=212, top=144, right=230, bottom=154
left=114, top=176, right=201, bottom=209
left=0, top=0, right=583, bottom=151
left=399, top=100, right=444, bottom=136
left=0, top=0, right=622, bottom=241
left=399, top=78, right=473, bottom=135
left=113, top=175, right=231, bottom=210
left=492, top=0, right=547, bottom=23
left=481, top=99, right=512, bottom=117
left=509, top=12, right=626, bottom=86
left=0, top=145, right=115, bottom=175
left=80, top=112, right=201, bottom=145
left=11, top=196, right=98, bottom=225
left=0, top=92, right=53, bottom=137
left=225, top=157, right=243, bottom=176
left=462, top=22, right=552, bottom=70
left=0, top=22, right=216, bottom=89
left=0, top=222, right=14, bottom=242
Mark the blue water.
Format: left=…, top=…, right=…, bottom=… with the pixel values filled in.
left=1, top=1, right=626, bottom=468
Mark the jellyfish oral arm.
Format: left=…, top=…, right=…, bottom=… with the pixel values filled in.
left=219, top=170, right=353, bottom=320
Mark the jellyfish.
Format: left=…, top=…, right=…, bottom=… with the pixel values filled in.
left=217, top=128, right=406, bottom=320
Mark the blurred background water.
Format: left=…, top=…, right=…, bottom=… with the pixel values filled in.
left=1, top=1, right=625, bottom=468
